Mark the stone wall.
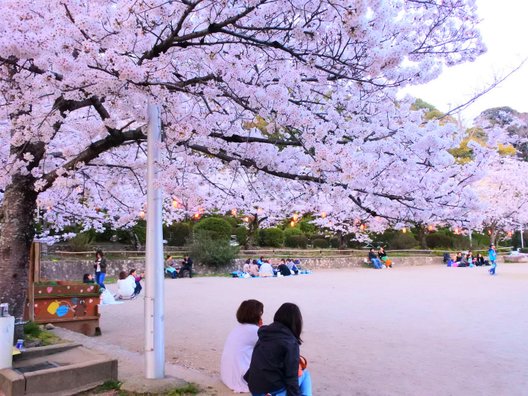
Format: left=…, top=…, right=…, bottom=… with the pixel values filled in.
left=40, top=255, right=441, bottom=281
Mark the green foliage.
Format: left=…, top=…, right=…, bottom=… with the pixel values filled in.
left=164, top=222, right=192, bottom=246
left=388, top=233, right=418, bottom=249
left=286, top=234, right=308, bottom=248
left=312, top=238, right=330, bottom=248
left=23, top=322, right=60, bottom=346
left=234, top=226, right=248, bottom=246
left=329, top=237, right=340, bottom=248
left=166, top=383, right=200, bottom=395
left=259, top=227, right=284, bottom=247
left=299, top=217, right=317, bottom=236
left=193, top=217, right=232, bottom=241
left=283, top=227, right=302, bottom=247
left=96, top=380, right=122, bottom=392
left=23, top=321, right=41, bottom=338
left=189, top=231, right=238, bottom=267
left=67, top=232, right=94, bottom=251
left=425, top=233, right=454, bottom=249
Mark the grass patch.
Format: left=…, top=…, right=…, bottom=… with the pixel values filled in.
left=97, top=380, right=122, bottom=392
left=23, top=322, right=61, bottom=346
left=166, top=383, right=200, bottom=395
left=81, top=381, right=200, bottom=396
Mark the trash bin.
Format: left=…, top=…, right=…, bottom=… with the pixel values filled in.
left=0, top=314, right=15, bottom=369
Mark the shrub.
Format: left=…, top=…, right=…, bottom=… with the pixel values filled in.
left=425, top=233, right=454, bottom=249
left=329, top=237, right=340, bottom=249
left=164, top=222, right=192, bottom=246
left=234, top=226, right=248, bottom=246
left=193, top=217, right=232, bottom=241
left=287, top=235, right=308, bottom=248
left=67, top=232, right=94, bottom=251
left=312, top=238, right=330, bottom=248
left=189, top=231, right=239, bottom=268
left=299, top=219, right=317, bottom=236
left=388, top=233, right=418, bottom=250
left=284, top=227, right=303, bottom=247
left=259, top=227, right=284, bottom=247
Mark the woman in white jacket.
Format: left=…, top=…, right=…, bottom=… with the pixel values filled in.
left=221, top=299, right=264, bottom=393
left=116, top=271, right=136, bottom=299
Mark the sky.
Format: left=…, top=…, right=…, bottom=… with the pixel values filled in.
left=402, top=0, right=528, bottom=126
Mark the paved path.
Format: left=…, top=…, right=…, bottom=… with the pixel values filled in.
left=58, top=264, right=528, bottom=395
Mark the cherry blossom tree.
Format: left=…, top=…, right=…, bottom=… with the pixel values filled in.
left=0, top=0, right=485, bottom=317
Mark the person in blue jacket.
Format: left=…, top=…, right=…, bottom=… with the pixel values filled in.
left=488, top=244, right=497, bottom=275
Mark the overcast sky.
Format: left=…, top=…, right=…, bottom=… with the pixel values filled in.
left=402, top=0, right=528, bottom=125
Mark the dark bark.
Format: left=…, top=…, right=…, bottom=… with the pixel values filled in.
left=0, top=174, right=38, bottom=320
left=415, top=224, right=428, bottom=249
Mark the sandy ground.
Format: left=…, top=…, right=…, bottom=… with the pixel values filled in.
left=92, top=264, right=528, bottom=395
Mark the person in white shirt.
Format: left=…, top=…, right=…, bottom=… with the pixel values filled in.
left=221, top=299, right=264, bottom=393
left=259, top=261, right=274, bottom=277
left=116, top=271, right=136, bottom=299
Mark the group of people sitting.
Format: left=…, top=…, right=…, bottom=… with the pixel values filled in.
left=164, top=254, right=194, bottom=278
left=367, top=247, right=393, bottom=269
left=221, top=300, right=312, bottom=395
left=83, top=269, right=144, bottom=301
left=233, top=257, right=307, bottom=278
left=445, top=250, right=490, bottom=267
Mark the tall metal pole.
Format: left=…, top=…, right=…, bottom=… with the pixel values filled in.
left=521, top=225, right=525, bottom=250
left=145, top=104, right=165, bottom=379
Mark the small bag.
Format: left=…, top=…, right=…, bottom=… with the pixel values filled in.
left=298, top=355, right=308, bottom=377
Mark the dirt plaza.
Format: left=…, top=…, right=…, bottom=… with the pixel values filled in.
left=96, top=263, right=528, bottom=395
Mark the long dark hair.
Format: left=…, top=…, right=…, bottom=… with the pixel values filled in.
left=274, top=302, right=303, bottom=344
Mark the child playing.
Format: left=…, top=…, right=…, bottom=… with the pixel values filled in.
left=488, top=244, right=497, bottom=275
left=129, top=269, right=144, bottom=298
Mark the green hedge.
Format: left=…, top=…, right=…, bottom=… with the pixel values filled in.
left=312, top=238, right=330, bottom=248
left=284, top=228, right=303, bottom=247
left=259, top=227, right=284, bottom=247
left=193, top=217, right=232, bottom=241
left=164, top=222, right=192, bottom=246
left=189, top=231, right=238, bottom=267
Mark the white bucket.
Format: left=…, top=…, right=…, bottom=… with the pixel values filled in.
left=0, top=315, right=15, bottom=369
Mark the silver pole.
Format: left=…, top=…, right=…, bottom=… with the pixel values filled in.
left=145, top=104, right=165, bottom=379
left=521, top=225, right=525, bottom=250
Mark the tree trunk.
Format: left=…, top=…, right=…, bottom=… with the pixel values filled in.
left=0, top=174, right=37, bottom=321
left=416, top=225, right=428, bottom=249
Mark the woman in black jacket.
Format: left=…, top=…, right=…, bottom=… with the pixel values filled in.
left=94, top=250, right=107, bottom=289
left=245, top=303, right=312, bottom=396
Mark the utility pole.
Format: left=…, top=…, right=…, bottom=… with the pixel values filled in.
left=145, top=104, right=165, bottom=379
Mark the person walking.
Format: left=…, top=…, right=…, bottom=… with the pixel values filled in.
left=94, top=250, right=107, bottom=289
left=488, top=244, right=497, bottom=275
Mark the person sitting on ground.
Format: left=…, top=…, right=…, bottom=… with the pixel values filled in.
left=243, top=258, right=252, bottom=274
left=378, top=247, right=392, bottom=268
left=244, top=303, right=312, bottom=396
left=474, top=253, right=488, bottom=266
left=220, top=299, right=264, bottom=393
left=259, top=260, right=274, bottom=277
left=180, top=255, right=193, bottom=278
left=466, top=250, right=474, bottom=267
left=116, top=271, right=136, bottom=299
left=292, top=259, right=301, bottom=275
left=129, top=269, right=144, bottom=298
left=278, top=259, right=292, bottom=276
left=368, top=248, right=383, bottom=269
left=256, top=256, right=264, bottom=268
left=249, top=260, right=260, bottom=277
left=83, top=273, right=95, bottom=284
left=165, top=255, right=179, bottom=279
left=456, top=252, right=469, bottom=267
